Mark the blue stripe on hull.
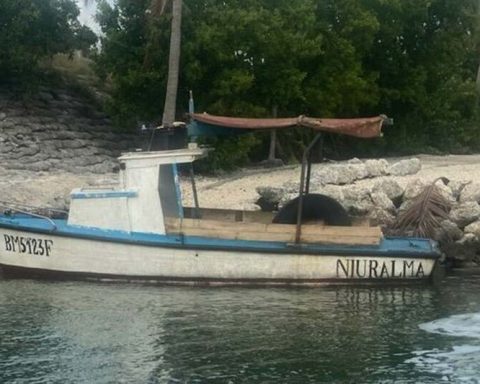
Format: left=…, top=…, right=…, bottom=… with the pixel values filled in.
left=0, top=215, right=440, bottom=259
left=71, top=190, right=138, bottom=199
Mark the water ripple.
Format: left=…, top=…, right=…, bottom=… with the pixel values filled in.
left=405, top=312, right=480, bottom=383
left=1, top=273, right=480, bottom=383
left=420, top=313, right=480, bottom=339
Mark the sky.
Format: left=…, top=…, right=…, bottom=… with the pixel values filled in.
left=78, top=0, right=96, bottom=29
left=77, top=0, right=113, bottom=33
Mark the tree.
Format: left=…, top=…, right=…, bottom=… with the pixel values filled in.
left=363, top=0, right=480, bottom=152
left=95, top=0, right=480, bottom=165
left=0, top=0, right=96, bottom=82
left=95, top=0, right=172, bottom=126
left=92, top=0, right=182, bottom=127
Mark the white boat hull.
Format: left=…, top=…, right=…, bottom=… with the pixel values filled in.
left=0, top=226, right=438, bottom=286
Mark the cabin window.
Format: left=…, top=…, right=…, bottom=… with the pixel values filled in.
left=159, top=164, right=183, bottom=219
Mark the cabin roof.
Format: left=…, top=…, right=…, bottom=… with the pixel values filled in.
left=119, top=147, right=209, bottom=166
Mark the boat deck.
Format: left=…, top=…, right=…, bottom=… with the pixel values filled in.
left=0, top=214, right=440, bottom=258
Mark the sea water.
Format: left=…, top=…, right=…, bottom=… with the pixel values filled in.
left=1, top=271, right=480, bottom=383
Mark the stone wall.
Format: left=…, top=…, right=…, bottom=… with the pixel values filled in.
left=0, top=86, right=140, bottom=174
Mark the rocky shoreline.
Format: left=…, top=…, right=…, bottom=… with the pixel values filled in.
left=0, top=87, right=139, bottom=174
left=254, top=157, right=480, bottom=266
left=0, top=86, right=131, bottom=209
left=179, top=155, right=480, bottom=268
left=1, top=87, right=480, bottom=267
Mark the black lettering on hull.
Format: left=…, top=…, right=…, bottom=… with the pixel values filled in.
left=2, top=234, right=54, bottom=257
left=336, top=258, right=428, bottom=279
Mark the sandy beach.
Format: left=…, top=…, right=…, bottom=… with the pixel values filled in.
left=180, top=154, right=480, bottom=211
left=0, top=154, right=479, bottom=211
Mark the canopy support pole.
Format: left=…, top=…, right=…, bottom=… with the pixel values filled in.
left=190, top=164, right=201, bottom=219
left=295, top=133, right=323, bottom=243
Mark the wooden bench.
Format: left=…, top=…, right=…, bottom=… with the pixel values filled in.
left=165, top=217, right=383, bottom=246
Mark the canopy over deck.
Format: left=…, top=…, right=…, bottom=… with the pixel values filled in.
left=190, top=113, right=386, bottom=138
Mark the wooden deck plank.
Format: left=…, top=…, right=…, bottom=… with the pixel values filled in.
left=165, top=217, right=382, bottom=246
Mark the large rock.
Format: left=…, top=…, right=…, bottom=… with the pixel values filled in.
left=344, top=197, right=374, bottom=216
left=442, top=233, right=480, bottom=264
left=312, top=162, right=368, bottom=186
left=403, top=179, right=428, bottom=200
left=255, top=186, right=286, bottom=211
left=448, top=180, right=470, bottom=201
left=312, top=158, right=414, bottom=186
left=458, top=233, right=479, bottom=246
left=435, top=182, right=456, bottom=205
left=316, top=185, right=344, bottom=203
left=347, top=157, right=362, bottom=164
left=372, top=179, right=404, bottom=205
left=342, top=186, right=373, bottom=215
left=256, top=186, right=285, bottom=202
left=332, top=165, right=357, bottom=185
left=365, top=159, right=389, bottom=177
left=464, top=220, right=480, bottom=238
left=312, top=166, right=341, bottom=185
left=343, top=185, right=370, bottom=201
left=459, top=182, right=480, bottom=203
left=370, top=191, right=396, bottom=213
left=402, top=178, right=454, bottom=204
left=347, top=163, right=368, bottom=181
left=388, top=158, right=421, bottom=176
left=449, top=201, right=480, bottom=228
left=440, top=220, right=464, bottom=242
left=368, top=207, right=395, bottom=227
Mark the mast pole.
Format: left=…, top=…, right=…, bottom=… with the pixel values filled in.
left=162, top=0, right=183, bottom=128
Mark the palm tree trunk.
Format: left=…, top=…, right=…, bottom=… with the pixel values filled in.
left=268, top=105, right=278, bottom=161
left=476, top=0, right=480, bottom=96
left=476, top=61, right=480, bottom=96
left=162, top=0, right=182, bottom=127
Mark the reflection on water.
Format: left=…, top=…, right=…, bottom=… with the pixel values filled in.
left=1, top=271, right=480, bottom=383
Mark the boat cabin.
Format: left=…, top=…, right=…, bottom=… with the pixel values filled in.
left=68, top=146, right=208, bottom=234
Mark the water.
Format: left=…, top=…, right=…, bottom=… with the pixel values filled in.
left=1, top=271, right=480, bottom=383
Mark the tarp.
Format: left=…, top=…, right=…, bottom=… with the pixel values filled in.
left=190, top=113, right=385, bottom=138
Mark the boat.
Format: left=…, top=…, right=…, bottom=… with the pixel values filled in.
left=0, top=114, right=440, bottom=285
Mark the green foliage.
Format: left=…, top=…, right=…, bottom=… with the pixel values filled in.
left=94, top=0, right=171, bottom=127
left=363, top=0, right=480, bottom=152
left=184, top=0, right=320, bottom=116
left=0, top=0, right=97, bottom=83
left=195, top=134, right=261, bottom=173
left=95, top=0, right=480, bottom=168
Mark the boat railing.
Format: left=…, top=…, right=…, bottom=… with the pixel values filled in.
left=0, top=201, right=66, bottom=231
left=77, top=185, right=119, bottom=191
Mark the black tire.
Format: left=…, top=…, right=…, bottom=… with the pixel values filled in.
left=272, top=193, right=351, bottom=226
